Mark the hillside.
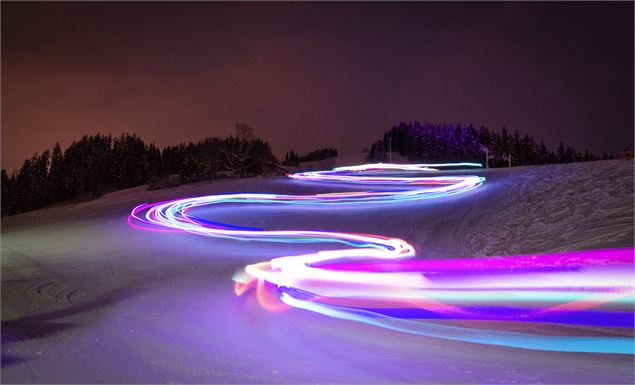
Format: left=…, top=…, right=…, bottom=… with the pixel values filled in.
left=1, top=159, right=633, bottom=383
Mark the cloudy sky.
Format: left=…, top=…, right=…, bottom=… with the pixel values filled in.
left=2, top=2, right=633, bottom=172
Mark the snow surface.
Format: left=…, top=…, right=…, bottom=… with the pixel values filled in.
left=1, top=159, right=633, bottom=383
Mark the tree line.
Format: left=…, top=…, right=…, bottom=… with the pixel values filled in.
left=367, top=122, right=612, bottom=166
left=1, top=121, right=616, bottom=217
left=1, top=128, right=282, bottom=216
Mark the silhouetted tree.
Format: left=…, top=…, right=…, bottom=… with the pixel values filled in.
left=47, top=143, right=65, bottom=203
left=113, top=133, right=147, bottom=189
left=1, top=169, right=14, bottom=216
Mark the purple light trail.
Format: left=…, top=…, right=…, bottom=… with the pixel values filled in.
left=129, top=163, right=634, bottom=354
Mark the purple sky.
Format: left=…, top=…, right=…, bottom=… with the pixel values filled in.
left=2, top=2, right=633, bottom=172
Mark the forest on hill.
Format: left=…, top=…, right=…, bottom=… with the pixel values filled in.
left=2, top=122, right=613, bottom=217
left=367, top=122, right=610, bottom=167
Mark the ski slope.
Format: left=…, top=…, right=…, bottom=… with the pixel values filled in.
left=1, top=159, right=633, bottom=383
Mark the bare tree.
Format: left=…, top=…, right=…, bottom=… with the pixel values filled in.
left=235, top=123, right=255, bottom=142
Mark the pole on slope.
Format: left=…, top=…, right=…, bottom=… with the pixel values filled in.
left=389, top=136, right=392, bottom=163
left=480, top=145, right=489, bottom=168
left=485, top=148, right=489, bottom=168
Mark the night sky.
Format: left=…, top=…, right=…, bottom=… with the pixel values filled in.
left=2, top=2, right=633, bottom=172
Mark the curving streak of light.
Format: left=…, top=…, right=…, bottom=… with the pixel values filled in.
left=128, top=163, right=634, bottom=354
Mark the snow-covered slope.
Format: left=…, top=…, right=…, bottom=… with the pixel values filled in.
left=1, top=160, right=633, bottom=383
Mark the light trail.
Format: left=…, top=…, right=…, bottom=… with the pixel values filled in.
left=129, top=163, right=634, bottom=354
